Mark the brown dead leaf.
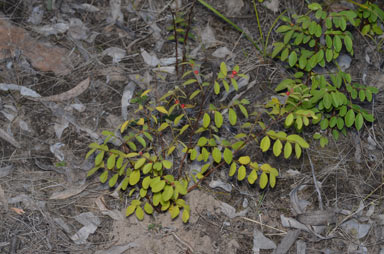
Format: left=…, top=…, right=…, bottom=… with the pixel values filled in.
left=49, top=184, right=89, bottom=200
left=27, top=77, right=90, bottom=102
left=0, top=17, right=71, bottom=75
left=10, top=207, right=25, bottom=214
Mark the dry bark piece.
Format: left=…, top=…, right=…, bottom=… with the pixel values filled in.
left=0, top=18, right=71, bottom=75
left=296, top=209, right=337, bottom=226
left=27, top=77, right=90, bottom=102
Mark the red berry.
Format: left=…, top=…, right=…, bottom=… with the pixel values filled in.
left=230, top=74, right=235, bottom=79
left=139, top=151, right=143, bottom=155
left=175, top=99, right=179, bottom=104
left=181, top=104, right=185, bottom=109
left=232, top=70, right=237, bottom=75
left=286, top=91, right=290, bottom=96
left=194, top=70, right=199, bottom=75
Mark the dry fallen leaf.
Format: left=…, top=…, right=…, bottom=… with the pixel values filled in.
left=27, top=77, right=90, bottom=102
left=0, top=18, right=72, bottom=75
left=49, top=184, right=89, bottom=200
left=10, top=207, right=25, bottom=215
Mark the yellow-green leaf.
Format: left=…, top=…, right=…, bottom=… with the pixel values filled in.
left=136, top=135, right=146, bottom=148
left=287, top=134, right=309, bottom=148
left=345, top=109, right=355, bottom=128
left=140, top=188, right=147, bottom=198
left=259, top=172, right=268, bottom=189
left=129, top=170, right=141, bottom=185
left=284, top=142, right=292, bottom=159
left=108, top=173, right=119, bottom=187
left=174, top=114, right=184, bottom=126
left=212, top=147, right=221, bottom=163
left=355, top=113, right=363, bottom=131
left=142, top=162, right=153, bottom=174
left=229, top=162, right=237, bottom=176
left=95, top=151, right=105, bottom=166
left=121, top=177, right=129, bottom=190
left=142, top=176, right=152, bottom=189
left=141, top=89, right=151, bottom=97
left=179, top=124, right=189, bottom=135
left=170, top=205, right=180, bottom=219
left=273, top=139, right=283, bottom=157
left=144, top=202, right=153, bottom=214
left=151, top=180, right=166, bottom=193
left=270, top=174, right=276, bottom=188
left=214, top=111, right=223, bottom=128
left=182, top=208, right=190, bottom=223
left=260, top=136, right=271, bottom=152
left=228, top=108, right=237, bottom=126
left=238, top=104, right=248, bottom=118
left=126, top=205, right=136, bottom=216
left=197, top=137, right=208, bottom=147
left=220, top=62, right=227, bottom=76
left=214, top=81, right=220, bottom=94
left=203, top=113, right=210, bottom=128
left=285, top=113, right=294, bottom=127
left=238, top=156, right=250, bottom=165
left=223, top=148, right=233, bottom=165
left=135, top=158, right=146, bottom=169
left=237, top=165, right=246, bottom=181
left=162, top=185, right=174, bottom=202
left=158, top=122, right=169, bottom=132
left=137, top=118, right=145, bottom=125
left=120, top=120, right=130, bottom=133
left=107, top=154, right=117, bottom=169
left=162, top=160, right=172, bottom=169
left=295, top=143, right=302, bottom=159
left=135, top=206, right=144, bottom=220
left=247, top=169, right=258, bottom=184
left=156, top=106, right=168, bottom=115
left=182, top=79, right=197, bottom=86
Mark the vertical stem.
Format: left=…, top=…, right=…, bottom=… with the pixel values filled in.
left=171, top=10, right=179, bottom=77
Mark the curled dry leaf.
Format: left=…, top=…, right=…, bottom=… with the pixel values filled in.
left=27, top=77, right=90, bottom=102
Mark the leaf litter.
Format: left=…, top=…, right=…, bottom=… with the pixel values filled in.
left=0, top=0, right=383, bottom=253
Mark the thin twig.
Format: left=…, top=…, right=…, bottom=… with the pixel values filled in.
left=242, top=217, right=287, bottom=234
left=307, top=151, right=324, bottom=210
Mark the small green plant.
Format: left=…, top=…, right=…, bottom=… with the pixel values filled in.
left=270, top=2, right=379, bottom=147
left=167, top=12, right=195, bottom=44
left=85, top=60, right=312, bottom=222
left=85, top=2, right=383, bottom=223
